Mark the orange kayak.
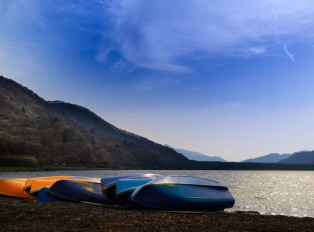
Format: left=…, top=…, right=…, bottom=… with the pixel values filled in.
left=24, top=176, right=73, bottom=195
left=0, top=179, right=35, bottom=199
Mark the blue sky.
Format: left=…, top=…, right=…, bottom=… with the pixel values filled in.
left=1, top=0, right=314, bottom=161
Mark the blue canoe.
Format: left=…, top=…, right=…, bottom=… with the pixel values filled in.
left=48, top=177, right=111, bottom=205
left=101, top=173, right=162, bottom=204
left=115, top=178, right=155, bottom=207
left=36, top=187, right=60, bottom=202
left=130, top=176, right=235, bottom=211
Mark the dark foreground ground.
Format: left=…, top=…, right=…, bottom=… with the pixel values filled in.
left=0, top=197, right=313, bottom=232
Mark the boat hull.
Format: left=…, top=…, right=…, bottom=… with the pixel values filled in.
left=131, top=176, right=235, bottom=211
left=101, top=173, right=162, bottom=204
left=24, top=176, right=73, bottom=196
left=48, top=178, right=111, bottom=204
left=0, top=179, right=35, bottom=199
left=36, top=187, right=60, bottom=202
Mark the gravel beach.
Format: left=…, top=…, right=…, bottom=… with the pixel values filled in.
left=0, top=197, right=313, bottom=232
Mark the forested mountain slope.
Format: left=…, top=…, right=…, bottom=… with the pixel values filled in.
left=0, top=75, right=187, bottom=168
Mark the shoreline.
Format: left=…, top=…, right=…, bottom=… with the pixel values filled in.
left=0, top=197, right=313, bottom=231
left=0, top=166, right=119, bottom=172
left=1, top=166, right=314, bottom=172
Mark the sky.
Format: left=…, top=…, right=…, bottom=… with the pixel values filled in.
left=1, top=0, right=314, bottom=161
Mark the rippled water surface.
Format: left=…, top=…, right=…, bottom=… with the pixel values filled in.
left=1, top=170, right=313, bottom=217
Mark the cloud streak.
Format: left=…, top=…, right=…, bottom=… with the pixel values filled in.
left=101, top=0, right=314, bottom=71
left=283, top=44, right=295, bottom=62
left=248, top=47, right=266, bottom=55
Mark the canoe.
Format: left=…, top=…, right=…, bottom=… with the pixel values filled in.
left=116, top=178, right=154, bottom=196
left=23, top=176, right=73, bottom=196
left=115, top=178, right=156, bottom=207
left=0, top=179, right=35, bottom=199
left=48, top=177, right=111, bottom=204
left=101, top=173, right=162, bottom=204
left=101, top=173, right=161, bottom=188
left=130, top=176, right=235, bottom=211
left=36, top=187, right=61, bottom=202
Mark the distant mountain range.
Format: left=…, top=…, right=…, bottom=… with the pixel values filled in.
left=241, top=153, right=291, bottom=163
left=164, top=145, right=226, bottom=162
left=242, top=151, right=314, bottom=164
left=279, top=151, right=314, bottom=164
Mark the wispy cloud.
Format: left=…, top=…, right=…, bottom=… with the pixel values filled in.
left=283, top=44, right=295, bottom=62
left=248, top=47, right=266, bottom=55
left=2, top=0, right=313, bottom=73
left=100, top=0, right=314, bottom=71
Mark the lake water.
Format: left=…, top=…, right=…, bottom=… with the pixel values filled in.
left=1, top=170, right=313, bottom=218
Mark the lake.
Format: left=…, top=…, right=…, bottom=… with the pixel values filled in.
left=1, top=170, right=313, bottom=218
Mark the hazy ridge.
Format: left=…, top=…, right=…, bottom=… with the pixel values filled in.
left=241, top=153, right=292, bottom=163
left=242, top=151, right=314, bottom=164
left=164, top=145, right=226, bottom=162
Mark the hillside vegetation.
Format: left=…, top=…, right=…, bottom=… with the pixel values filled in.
left=0, top=76, right=187, bottom=169
left=49, top=101, right=188, bottom=166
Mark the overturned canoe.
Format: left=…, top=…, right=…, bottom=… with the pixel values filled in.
left=36, top=187, right=61, bottom=202
left=130, top=176, right=235, bottom=211
left=24, top=176, right=73, bottom=196
left=101, top=173, right=162, bottom=204
left=48, top=177, right=111, bottom=204
left=0, top=179, right=35, bottom=199
left=115, top=178, right=156, bottom=206
left=116, top=178, right=153, bottom=196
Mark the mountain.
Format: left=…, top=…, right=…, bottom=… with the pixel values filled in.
left=241, top=153, right=292, bottom=163
left=49, top=101, right=188, bottom=167
left=279, top=151, right=314, bottom=164
left=0, top=75, right=188, bottom=168
left=243, top=151, right=314, bottom=164
left=164, top=145, right=226, bottom=162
